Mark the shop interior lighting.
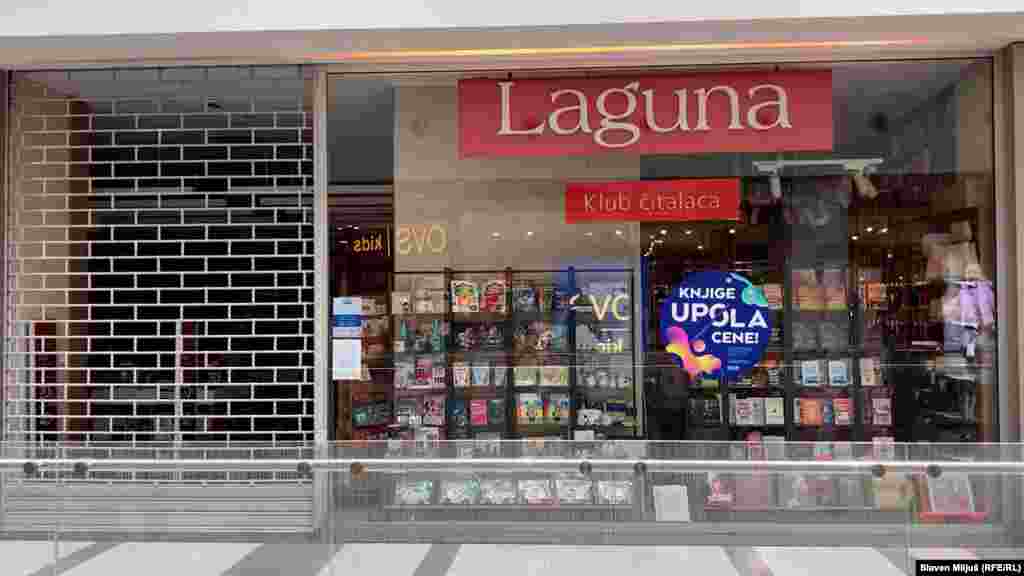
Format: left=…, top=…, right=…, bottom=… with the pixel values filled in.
left=728, top=228, right=736, bottom=234
left=753, top=158, right=884, bottom=200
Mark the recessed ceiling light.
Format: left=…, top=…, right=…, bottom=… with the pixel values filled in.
left=685, top=229, right=693, bottom=236
left=353, top=226, right=359, bottom=230
left=851, top=235, right=859, bottom=241
left=879, top=227, right=889, bottom=234
left=866, top=226, right=874, bottom=233
left=491, top=232, right=501, bottom=238
left=526, top=231, right=534, bottom=237
left=728, top=228, right=736, bottom=234
left=615, top=229, right=623, bottom=236
left=887, top=252, right=894, bottom=259
left=698, top=245, right=704, bottom=250
left=585, top=232, right=594, bottom=237
left=659, top=229, right=667, bottom=236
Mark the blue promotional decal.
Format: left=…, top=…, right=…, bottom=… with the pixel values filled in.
left=660, top=271, right=772, bottom=381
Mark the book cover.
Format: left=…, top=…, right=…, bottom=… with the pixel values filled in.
left=432, top=364, right=446, bottom=389
left=822, top=399, right=834, bottom=425
left=514, top=365, right=538, bottom=387
left=517, top=393, right=543, bottom=424
left=451, top=280, right=480, bottom=313
left=488, top=398, right=506, bottom=425
left=706, top=472, right=735, bottom=506
left=860, top=357, right=879, bottom=387
left=453, top=362, right=470, bottom=388
left=872, top=398, right=893, bottom=426
left=512, top=284, right=537, bottom=313
left=540, top=365, right=568, bottom=387
left=391, top=292, right=412, bottom=315
left=546, top=394, right=570, bottom=424
left=450, top=400, right=469, bottom=430
left=800, top=399, right=823, bottom=426
left=421, top=395, right=446, bottom=426
left=704, top=395, right=722, bottom=425
left=518, top=479, right=554, bottom=505
left=828, top=359, right=849, bottom=387
left=765, top=397, right=785, bottom=425
left=394, top=361, right=415, bottom=390
left=873, top=436, right=896, bottom=460
left=734, top=398, right=757, bottom=426
left=800, top=360, right=821, bottom=387
left=762, top=283, right=784, bottom=310
left=470, top=399, right=488, bottom=426
left=491, top=365, right=507, bottom=387
left=750, top=397, right=765, bottom=425
left=413, top=356, right=433, bottom=388
left=471, top=364, right=491, bottom=388
left=481, top=279, right=508, bottom=314
left=927, top=473, right=975, bottom=514
left=833, top=398, right=852, bottom=426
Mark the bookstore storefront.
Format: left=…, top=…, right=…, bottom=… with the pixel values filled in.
left=327, top=58, right=1000, bottom=453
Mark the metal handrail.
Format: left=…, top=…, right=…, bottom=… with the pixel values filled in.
left=2, top=457, right=1024, bottom=476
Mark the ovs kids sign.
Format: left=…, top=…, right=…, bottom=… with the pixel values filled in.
left=660, top=271, right=772, bottom=381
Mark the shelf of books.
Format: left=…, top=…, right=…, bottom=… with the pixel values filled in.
left=382, top=437, right=637, bottom=520
left=348, top=268, right=637, bottom=444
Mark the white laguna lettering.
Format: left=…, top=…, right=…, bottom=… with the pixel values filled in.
left=497, top=80, right=792, bottom=148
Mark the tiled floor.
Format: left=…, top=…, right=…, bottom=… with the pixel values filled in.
left=3, top=541, right=1020, bottom=576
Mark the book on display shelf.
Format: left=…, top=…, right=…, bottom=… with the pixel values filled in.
left=451, top=280, right=480, bottom=313
left=800, top=360, right=821, bottom=387
left=514, top=365, right=538, bottom=388
left=480, top=279, right=507, bottom=314
left=517, top=393, right=543, bottom=425
left=488, top=398, right=506, bottom=426
left=872, top=398, right=893, bottom=426
left=833, top=398, right=852, bottom=426
left=470, top=399, right=488, bottom=426
left=453, top=362, right=470, bottom=388
left=545, top=394, right=569, bottom=424
left=764, top=397, right=785, bottom=425
left=828, top=359, right=850, bottom=387
left=472, top=364, right=492, bottom=388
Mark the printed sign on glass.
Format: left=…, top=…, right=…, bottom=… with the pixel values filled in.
left=660, top=271, right=772, bottom=381
left=565, top=178, right=740, bottom=223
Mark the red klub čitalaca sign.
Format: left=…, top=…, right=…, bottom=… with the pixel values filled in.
left=459, top=70, right=833, bottom=157
left=565, top=179, right=741, bottom=223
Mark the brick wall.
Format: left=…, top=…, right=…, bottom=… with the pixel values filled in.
left=5, top=67, right=315, bottom=444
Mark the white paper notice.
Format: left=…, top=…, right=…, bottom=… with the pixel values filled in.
left=653, top=484, right=691, bottom=522
left=332, top=339, right=361, bottom=380
left=332, top=297, right=362, bottom=338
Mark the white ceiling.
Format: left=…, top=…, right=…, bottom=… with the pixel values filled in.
left=0, top=12, right=1021, bottom=69
left=0, top=0, right=1022, bottom=36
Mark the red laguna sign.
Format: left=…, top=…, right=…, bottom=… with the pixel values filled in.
left=459, top=71, right=833, bottom=157
left=566, top=179, right=741, bottom=223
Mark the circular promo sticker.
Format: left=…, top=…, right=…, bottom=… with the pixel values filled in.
left=660, top=271, right=772, bottom=381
